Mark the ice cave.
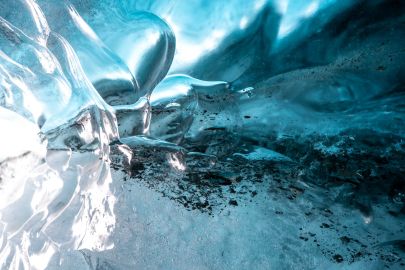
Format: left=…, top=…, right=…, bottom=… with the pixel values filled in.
left=0, top=0, right=404, bottom=269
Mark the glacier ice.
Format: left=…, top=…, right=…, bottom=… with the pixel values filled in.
left=0, top=107, right=45, bottom=208
left=114, top=96, right=150, bottom=137
left=0, top=0, right=405, bottom=269
left=38, top=0, right=138, bottom=106
left=0, top=0, right=49, bottom=46
left=150, top=75, right=236, bottom=144
left=80, top=9, right=175, bottom=97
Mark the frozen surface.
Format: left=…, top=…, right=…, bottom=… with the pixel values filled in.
left=79, top=167, right=405, bottom=270
left=0, top=0, right=405, bottom=269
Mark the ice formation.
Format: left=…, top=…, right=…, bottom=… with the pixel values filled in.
left=0, top=0, right=404, bottom=269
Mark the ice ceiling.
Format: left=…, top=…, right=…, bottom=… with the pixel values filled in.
left=0, top=0, right=404, bottom=269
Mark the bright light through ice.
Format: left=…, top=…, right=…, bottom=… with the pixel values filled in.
left=203, top=30, right=225, bottom=51
left=171, top=29, right=225, bottom=68
left=239, top=16, right=248, bottom=29
left=67, top=4, right=100, bottom=42
left=304, top=1, right=319, bottom=17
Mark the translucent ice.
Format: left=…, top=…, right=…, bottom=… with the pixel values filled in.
left=114, top=97, right=150, bottom=137
left=37, top=0, right=138, bottom=105
left=80, top=9, right=175, bottom=97
left=0, top=3, right=119, bottom=267
left=0, top=0, right=405, bottom=269
left=0, top=0, right=49, bottom=45
left=125, top=0, right=270, bottom=81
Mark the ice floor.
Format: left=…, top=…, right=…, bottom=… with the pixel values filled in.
left=45, top=149, right=405, bottom=270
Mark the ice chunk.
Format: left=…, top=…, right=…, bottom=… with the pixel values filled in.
left=0, top=16, right=118, bottom=151
left=37, top=1, right=138, bottom=105
left=44, top=33, right=119, bottom=151
left=149, top=75, right=240, bottom=148
left=0, top=16, right=72, bottom=128
left=114, top=97, right=151, bottom=137
left=45, top=106, right=118, bottom=153
left=149, top=75, right=198, bottom=144
left=184, top=78, right=241, bottom=157
left=82, top=9, right=175, bottom=97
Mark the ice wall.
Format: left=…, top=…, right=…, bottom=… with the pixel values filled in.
left=0, top=0, right=404, bottom=269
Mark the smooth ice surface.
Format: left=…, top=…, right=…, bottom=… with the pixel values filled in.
left=37, top=1, right=139, bottom=105
left=0, top=0, right=404, bottom=269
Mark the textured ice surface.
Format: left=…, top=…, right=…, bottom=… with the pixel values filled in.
left=0, top=0, right=405, bottom=269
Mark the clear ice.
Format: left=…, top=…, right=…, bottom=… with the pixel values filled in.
left=0, top=0, right=404, bottom=269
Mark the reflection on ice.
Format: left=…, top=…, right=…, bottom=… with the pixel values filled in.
left=0, top=0, right=404, bottom=269
left=38, top=0, right=138, bottom=106
left=0, top=149, right=116, bottom=269
left=0, top=0, right=49, bottom=45
left=82, top=10, right=175, bottom=97
left=0, top=1, right=120, bottom=267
